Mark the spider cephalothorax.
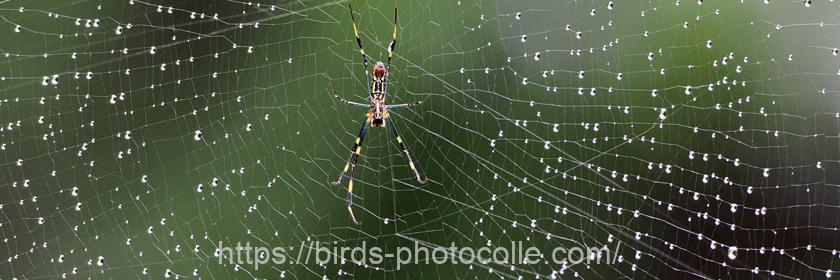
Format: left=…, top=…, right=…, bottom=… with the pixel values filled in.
left=368, top=103, right=387, bottom=127
left=329, top=1, right=429, bottom=224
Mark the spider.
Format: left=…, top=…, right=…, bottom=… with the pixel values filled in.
left=329, top=2, right=428, bottom=224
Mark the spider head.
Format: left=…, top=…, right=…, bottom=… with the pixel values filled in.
left=373, top=62, right=386, bottom=78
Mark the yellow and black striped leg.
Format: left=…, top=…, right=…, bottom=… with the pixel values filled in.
left=331, top=119, right=370, bottom=224
left=331, top=119, right=369, bottom=186
left=387, top=118, right=426, bottom=184
left=385, top=4, right=398, bottom=73
left=344, top=149, right=363, bottom=224
left=348, top=2, right=371, bottom=85
left=343, top=135, right=365, bottom=224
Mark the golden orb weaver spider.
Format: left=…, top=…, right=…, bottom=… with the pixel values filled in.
left=330, top=1, right=429, bottom=224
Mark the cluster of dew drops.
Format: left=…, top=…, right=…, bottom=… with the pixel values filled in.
left=455, top=0, right=840, bottom=278
left=0, top=0, right=313, bottom=279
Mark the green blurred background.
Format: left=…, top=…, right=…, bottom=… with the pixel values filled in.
left=1, top=0, right=840, bottom=279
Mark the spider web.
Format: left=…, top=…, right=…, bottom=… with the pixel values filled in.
left=1, top=0, right=840, bottom=279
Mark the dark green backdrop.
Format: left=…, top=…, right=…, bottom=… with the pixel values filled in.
left=1, top=0, right=840, bottom=279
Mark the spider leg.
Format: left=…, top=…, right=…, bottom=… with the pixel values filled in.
left=330, top=82, right=370, bottom=108
left=386, top=117, right=426, bottom=184
left=335, top=95, right=370, bottom=108
left=382, top=4, right=398, bottom=98
left=388, top=94, right=431, bottom=109
left=348, top=2, right=371, bottom=88
left=331, top=118, right=370, bottom=224
left=385, top=3, right=398, bottom=72
left=331, top=120, right=369, bottom=186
